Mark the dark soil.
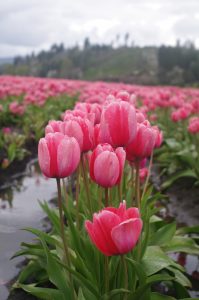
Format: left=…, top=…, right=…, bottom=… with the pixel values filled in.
left=0, top=139, right=38, bottom=188
left=151, top=164, right=199, bottom=226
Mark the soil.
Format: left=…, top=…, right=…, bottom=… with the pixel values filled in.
left=0, top=139, right=38, bottom=188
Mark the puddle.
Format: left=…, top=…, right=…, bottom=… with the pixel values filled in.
left=0, top=160, right=57, bottom=300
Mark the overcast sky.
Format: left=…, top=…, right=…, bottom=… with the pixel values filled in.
left=0, top=0, right=199, bottom=58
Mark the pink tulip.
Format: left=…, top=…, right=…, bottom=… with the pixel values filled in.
left=74, top=102, right=102, bottom=125
left=85, top=201, right=142, bottom=256
left=93, top=124, right=101, bottom=147
left=45, top=120, right=84, bottom=150
left=126, top=123, right=156, bottom=162
left=153, top=126, right=163, bottom=148
left=38, top=132, right=80, bottom=178
left=136, top=111, right=146, bottom=123
left=116, top=90, right=130, bottom=102
left=2, top=127, right=11, bottom=134
left=63, top=115, right=94, bottom=152
left=100, top=101, right=137, bottom=147
left=89, top=144, right=126, bottom=188
left=188, top=117, right=199, bottom=134
left=45, top=120, right=64, bottom=134
left=139, top=168, right=148, bottom=183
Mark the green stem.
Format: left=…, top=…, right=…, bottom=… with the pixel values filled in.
left=131, top=165, right=135, bottom=206
left=118, top=180, right=122, bottom=202
left=105, top=188, right=109, bottom=206
left=98, top=185, right=103, bottom=209
left=135, top=161, right=140, bottom=211
left=105, top=256, right=109, bottom=295
left=62, top=178, right=68, bottom=207
left=135, top=161, right=142, bottom=262
left=56, top=178, right=75, bottom=299
left=141, top=151, right=153, bottom=201
left=81, top=155, right=92, bottom=215
left=75, top=166, right=80, bottom=229
left=121, top=255, right=128, bottom=299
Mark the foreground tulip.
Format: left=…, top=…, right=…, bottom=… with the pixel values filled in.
left=85, top=201, right=142, bottom=256
left=38, top=132, right=80, bottom=178
left=89, top=144, right=126, bottom=188
left=100, top=101, right=137, bottom=147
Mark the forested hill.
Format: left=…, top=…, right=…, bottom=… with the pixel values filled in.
left=1, top=40, right=199, bottom=86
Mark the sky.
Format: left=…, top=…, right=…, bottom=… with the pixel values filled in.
left=0, top=0, right=199, bottom=58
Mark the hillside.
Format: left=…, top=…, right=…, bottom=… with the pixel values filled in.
left=0, top=41, right=199, bottom=86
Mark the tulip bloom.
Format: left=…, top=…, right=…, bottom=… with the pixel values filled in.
left=89, top=144, right=126, bottom=188
left=126, top=123, right=156, bottom=162
left=153, top=126, right=163, bottom=148
left=38, top=132, right=80, bottom=178
left=63, top=115, right=94, bottom=152
left=100, top=101, right=137, bottom=147
left=85, top=201, right=142, bottom=256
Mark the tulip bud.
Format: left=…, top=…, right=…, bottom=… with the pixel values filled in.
left=100, top=101, right=137, bottom=147
left=89, top=144, right=126, bottom=188
left=38, top=132, right=80, bottom=178
left=126, top=123, right=156, bottom=161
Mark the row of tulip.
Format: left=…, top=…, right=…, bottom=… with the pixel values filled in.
left=0, top=76, right=198, bottom=187
left=12, top=86, right=199, bottom=299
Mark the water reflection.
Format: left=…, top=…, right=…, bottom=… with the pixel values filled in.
left=0, top=160, right=57, bottom=300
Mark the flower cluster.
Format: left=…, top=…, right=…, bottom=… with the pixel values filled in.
left=38, top=90, right=163, bottom=256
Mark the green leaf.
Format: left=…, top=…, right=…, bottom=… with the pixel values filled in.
left=40, top=201, right=60, bottom=233
left=24, top=227, right=61, bottom=247
left=17, top=283, right=65, bottom=300
left=128, top=274, right=174, bottom=300
left=39, top=236, right=72, bottom=299
left=150, top=215, right=163, bottom=223
left=165, top=138, right=181, bottom=150
left=17, top=261, right=41, bottom=283
left=141, top=246, right=173, bottom=276
left=147, top=274, right=174, bottom=284
left=161, top=170, right=197, bottom=189
left=7, top=143, right=17, bottom=162
left=63, top=262, right=99, bottom=298
left=150, top=223, right=176, bottom=246
left=167, top=266, right=191, bottom=287
left=77, top=288, right=86, bottom=300
left=125, top=258, right=147, bottom=284
left=173, top=281, right=190, bottom=298
left=105, top=289, right=130, bottom=299
left=151, top=292, right=175, bottom=300
left=163, top=236, right=199, bottom=255
left=176, top=226, right=199, bottom=235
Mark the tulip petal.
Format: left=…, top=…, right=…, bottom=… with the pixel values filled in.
left=126, top=207, right=140, bottom=219
left=64, top=120, right=83, bottom=150
left=115, top=147, right=126, bottom=184
left=57, top=137, right=80, bottom=177
left=111, top=218, right=142, bottom=254
left=94, top=151, right=120, bottom=187
left=38, top=138, right=50, bottom=177
left=85, top=220, right=113, bottom=256
left=92, top=211, right=120, bottom=255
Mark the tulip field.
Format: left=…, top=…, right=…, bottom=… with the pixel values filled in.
left=0, top=75, right=199, bottom=299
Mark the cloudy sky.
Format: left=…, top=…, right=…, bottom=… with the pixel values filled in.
left=0, top=0, right=199, bottom=58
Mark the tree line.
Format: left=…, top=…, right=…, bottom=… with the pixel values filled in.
left=1, top=38, right=199, bottom=86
